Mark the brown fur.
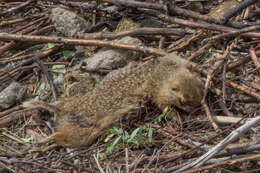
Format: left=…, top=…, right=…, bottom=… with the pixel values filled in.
left=23, top=53, right=204, bottom=147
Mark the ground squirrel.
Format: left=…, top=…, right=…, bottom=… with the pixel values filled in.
left=23, top=53, right=204, bottom=147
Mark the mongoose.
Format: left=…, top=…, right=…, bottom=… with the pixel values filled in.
left=23, top=53, right=204, bottom=148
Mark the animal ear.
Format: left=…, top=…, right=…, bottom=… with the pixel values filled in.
left=187, top=64, right=196, bottom=73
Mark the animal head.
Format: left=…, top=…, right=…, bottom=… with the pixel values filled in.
left=154, top=69, right=204, bottom=110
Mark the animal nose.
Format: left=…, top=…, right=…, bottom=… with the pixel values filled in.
left=180, top=96, right=187, bottom=105
left=177, top=96, right=186, bottom=106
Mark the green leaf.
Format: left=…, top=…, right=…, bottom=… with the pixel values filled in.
left=110, top=127, right=123, bottom=135
left=106, top=136, right=121, bottom=153
left=157, top=107, right=169, bottom=123
left=132, top=140, right=139, bottom=146
left=129, top=128, right=140, bottom=143
left=148, top=126, right=153, bottom=143
left=112, top=136, right=121, bottom=147
left=38, top=82, right=45, bottom=90
left=46, top=43, right=55, bottom=49
left=124, top=131, right=129, bottom=140
left=104, top=133, right=114, bottom=143
left=106, top=146, right=113, bottom=153
left=63, top=50, right=73, bottom=60
left=52, top=65, right=66, bottom=73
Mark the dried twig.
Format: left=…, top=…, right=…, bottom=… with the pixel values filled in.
left=175, top=117, right=260, bottom=172
left=33, top=54, right=58, bottom=101
left=94, top=154, right=105, bottom=173
left=213, top=115, right=253, bottom=125
left=180, top=154, right=260, bottom=173
left=249, top=47, right=260, bottom=69
left=225, top=50, right=259, bottom=71
left=0, top=45, right=61, bottom=82
left=0, top=0, right=34, bottom=16
left=0, top=109, right=40, bottom=127
left=80, top=27, right=185, bottom=40
left=0, top=32, right=167, bottom=56
left=202, top=42, right=236, bottom=130
left=105, top=0, right=247, bottom=28
left=0, top=24, right=53, bottom=54
left=221, top=0, right=259, bottom=24
left=187, top=25, right=260, bottom=60
left=158, top=14, right=260, bottom=38
left=125, top=148, right=129, bottom=173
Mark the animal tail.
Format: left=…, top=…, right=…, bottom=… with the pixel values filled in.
left=23, top=101, right=60, bottom=114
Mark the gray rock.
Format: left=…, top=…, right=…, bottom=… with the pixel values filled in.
left=84, top=36, right=143, bottom=71
left=53, top=73, right=65, bottom=86
left=138, top=17, right=165, bottom=28
left=0, top=82, right=27, bottom=110
left=50, top=7, right=90, bottom=37
left=103, top=5, right=120, bottom=14
left=0, top=80, right=12, bottom=93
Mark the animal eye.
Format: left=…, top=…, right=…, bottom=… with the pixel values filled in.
left=171, top=87, right=179, bottom=91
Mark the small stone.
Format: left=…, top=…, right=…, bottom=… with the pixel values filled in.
left=50, top=8, right=91, bottom=37
left=0, top=82, right=27, bottom=110
left=84, top=36, right=143, bottom=71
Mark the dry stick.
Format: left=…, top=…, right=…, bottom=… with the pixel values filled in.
left=221, top=53, right=237, bottom=117
left=213, top=116, right=254, bottom=125
left=104, top=0, right=163, bottom=10
left=175, top=117, right=260, bottom=172
left=218, top=100, right=236, bottom=117
left=181, top=154, right=260, bottom=173
left=165, top=153, right=258, bottom=173
left=192, top=62, right=260, bottom=101
left=227, top=81, right=260, bottom=101
left=187, top=25, right=260, bottom=60
left=0, top=62, right=65, bottom=83
left=218, top=143, right=260, bottom=157
left=0, top=109, right=40, bottom=127
left=158, top=14, right=260, bottom=38
left=160, top=114, right=251, bottom=170
left=0, top=45, right=61, bottom=82
left=222, top=61, right=227, bottom=104
left=105, top=0, right=246, bottom=28
left=94, top=154, right=105, bottom=173
left=221, top=0, right=259, bottom=24
left=202, top=42, right=236, bottom=130
left=80, top=27, right=185, bottom=40
left=168, top=30, right=202, bottom=51
left=225, top=49, right=259, bottom=73
left=0, top=24, right=53, bottom=54
left=0, top=33, right=167, bottom=56
left=165, top=1, right=244, bottom=28
left=0, top=15, right=40, bottom=27
left=125, top=148, right=129, bottom=173
left=0, top=0, right=34, bottom=16
left=249, top=47, right=260, bottom=69
left=0, top=106, right=22, bottom=118
left=0, top=161, right=15, bottom=173
left=1, top=25, right=259, bottom=57
left=10, top=15, right=48, bottom=34
left=202, top=101, right=218, bottom=129
left=0, top=53, right=35, bottom=64
left=33, top=55, right=58, bottom=101
left=0, top=64, right=36, bottom=81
